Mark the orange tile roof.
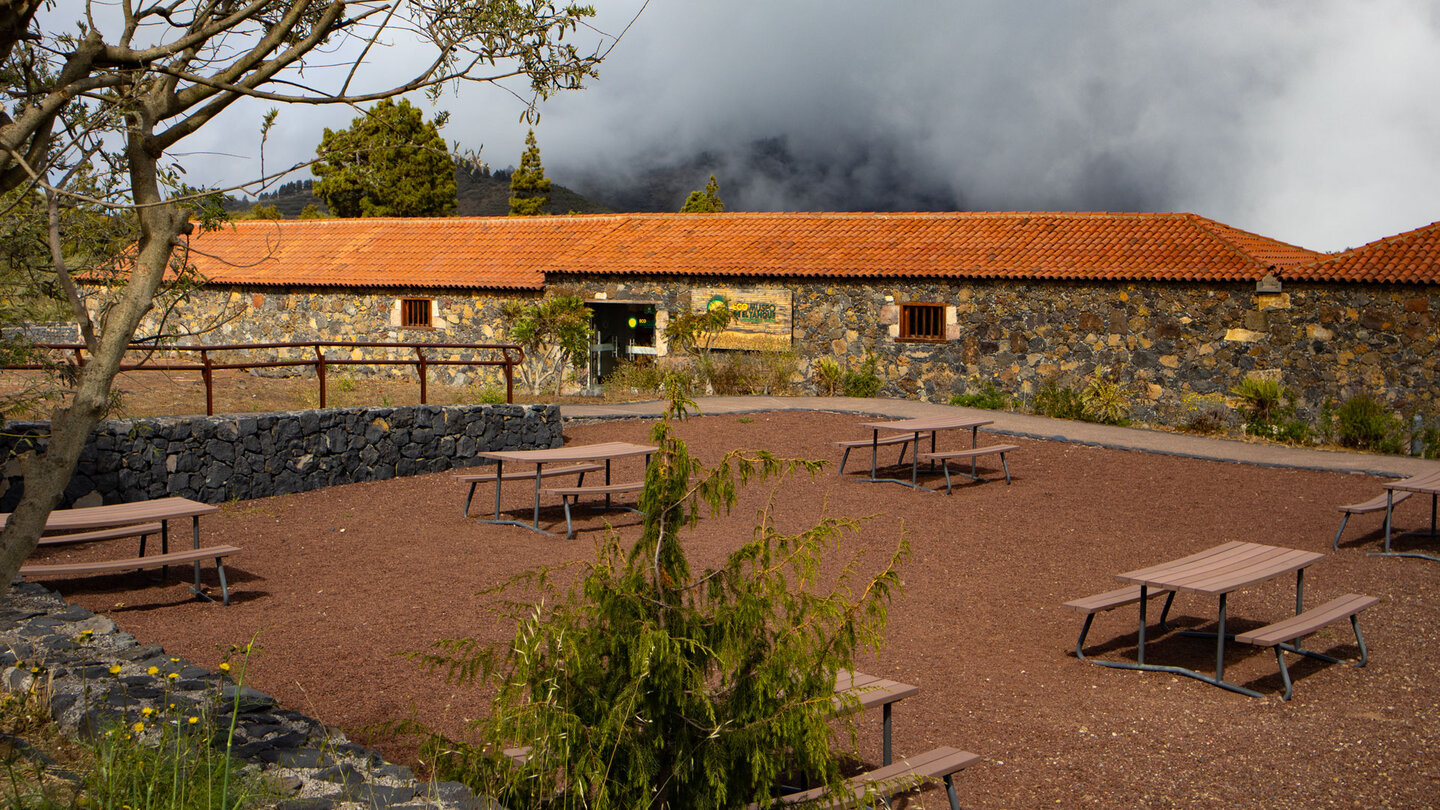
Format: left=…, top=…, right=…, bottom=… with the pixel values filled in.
left=1287, top=220, right=1440, bottom=284
left=185, top=217, right=614, bottom=290
left=184, top=212, right=1324, bottom=288
left=549, top=211, right=1320, bottom=282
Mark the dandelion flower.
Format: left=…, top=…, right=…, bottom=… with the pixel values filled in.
left=188, top=716, right=199, bottom=725
left=132, top=721, right=144, bottom=733
left=108, top=664, right=122, bottom=676
left=219, top=663, right=231, bottom=673
left=169, top=657, right=179, bottom=663
left=141, top=707, right=154, bottom=717
left=167, top=672, right=179, bottom=681
left=147, top=666, right=159, bottom=676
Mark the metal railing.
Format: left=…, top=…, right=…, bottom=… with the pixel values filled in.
left=10, top=340, right=524, bottom=415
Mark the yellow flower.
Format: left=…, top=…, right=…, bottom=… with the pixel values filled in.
left=167, top=673, right=179, bottom=681
left=108, top=664, right=122, bottom=676
left=146, top=666, right=159, bottom=676
left=169, top=657, right=179, bottom=663
left=132, top=721, right=144, bottom=733
left=219, top=663, right=231, bottom=673
left=187, top=716, right=199, bottom=725
left=141, top=707, right=154, bottom=717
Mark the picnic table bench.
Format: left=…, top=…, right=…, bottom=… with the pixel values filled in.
left=541, top=481, right=646, bottom=538
left=919, top=444, right=1020, bottom=491
left=1064, top=585, right=1175, bottom=664
left=836, top=434, right=916, bottom=473
left=19, top=546, right=242, bottom=606
left=769, top=746, right=980, bottom=810
left=456, top=462, right=604, bottom=518
left=1234, top=593, right=1379, bottom=699
left=37, top=522, right=163, bottom=550
left=1333, top=491, right=1412, bottom=550
left=2, top=497, right=231, bottom=604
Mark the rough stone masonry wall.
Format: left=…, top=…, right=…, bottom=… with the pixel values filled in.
left=154, top=285, right=535, bottom=387
left=140, top=275, right=1438, bottom=423
left=787, top=278, right=1439, bottom=421
left=0, top=403, right=561, bottom=510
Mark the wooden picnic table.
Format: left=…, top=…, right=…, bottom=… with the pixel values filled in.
left=853, top=415, right=993, bottom=489
left=1, top=496, right=224, bottom=601
left=473, top=441, right=657, bottom=534
left=1380, top=468, right=1440, bottom=561
left=1113, top=541, right=1325, bottom=697
left=834, top=669, right=918, bottom=766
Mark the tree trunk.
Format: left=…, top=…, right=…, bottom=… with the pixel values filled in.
left=0, top=156, right=187, bottom=597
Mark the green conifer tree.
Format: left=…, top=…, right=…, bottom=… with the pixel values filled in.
left=508, top=128, right=552, bottom=216
left=681, top=174, right=725, bottom=213
left=312, top=99, right=457, bottom=218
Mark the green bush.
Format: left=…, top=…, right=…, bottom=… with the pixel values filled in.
left=1079, top=367, right=1130, bottom=425
left=1173, top=391, right=1234, bottom=435
left=840, top=353, right=883, bottom=398
left=1230, top=375, right=1284, bottom=423
left=812, top=357, right=842, bottom=396
left=410, top=385, right=908, bottom=807
left=1334, top=394, right=1405, bottom=453
left=1032, top=380, right=1086, bottom=420
left=602, top=357, right=667, bottom=397
left=949, top=379, right=1010, bottom=410
left=707, top=349, right=800, bottom=395
left=1229, top=375, right=1311, bottom=444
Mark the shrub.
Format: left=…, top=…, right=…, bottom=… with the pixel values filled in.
left=1080, top=366, right=1129, bottom=425
left=813, top=357, right=842, bottom=396
left=602, top=357, right=666, bottom=397
left=410, top=385, right=908, bottom=807
left=1174, top=391, right=1234, bottom=435
left=949, top=378, right=1011, bottom=410
left=840, top=353, right=883, bottom=398
left=708, top=349, right=801, bottom=395
left=1334, top=394, right=1405, bottom=454
left=1230, top=375, right=1285, bottom=423
left=1032, top=380, right=1085, bottom=420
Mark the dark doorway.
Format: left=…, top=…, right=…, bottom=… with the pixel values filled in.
left=586, top=301, right=659, bottom=382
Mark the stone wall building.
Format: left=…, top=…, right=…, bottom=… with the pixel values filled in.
left=161, top=212, right=1440, bottom=421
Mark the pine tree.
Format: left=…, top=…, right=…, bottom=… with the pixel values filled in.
left=681, top=174, right=725, bottom=213
left=508, top=128, right=552, bottom=216
left=312, top=99, right=457, bottom=218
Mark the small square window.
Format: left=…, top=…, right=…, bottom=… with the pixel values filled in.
left=899, top=303, right=946, bottom=341
left=400, top=298, right=433, bottom=328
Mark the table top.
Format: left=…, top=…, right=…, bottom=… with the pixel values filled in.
left=858, top=415, right=994, bottom=433
left=476, top=441, right=658, bottom=465
left=833, top=669, right=919, bottom=711
left=1116, top=541, right=1324, bottom=596
left=1384, top=468, right=1440, bottom=495
left=0, top=496, right=219, bottom=531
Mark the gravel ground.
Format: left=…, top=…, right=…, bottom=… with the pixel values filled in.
left=25, top=410, right=1440, bottom=808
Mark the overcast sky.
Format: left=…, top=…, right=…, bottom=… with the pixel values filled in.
left=181, top=1, right=1440, bottom=253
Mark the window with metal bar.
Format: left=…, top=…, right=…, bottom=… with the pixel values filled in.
left=898, top=303, right=946, bottom=341
left=400, top=298, right=432, bottom=328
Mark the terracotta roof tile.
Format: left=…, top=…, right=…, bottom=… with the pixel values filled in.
left=185, top=217, right=617, bottom=290
left=185, top=212, right=1324, bottom=288
left=1287, top=220, right=1440, bottom=284
left=551, top=212, right=1319, bottom=282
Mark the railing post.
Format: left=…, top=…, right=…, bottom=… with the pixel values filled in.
left=416, top=345, right=428, bottom=405
left=314, top=343, right=327, bottom=409
left=200, top=349, right=214, bottom=416
left=505, top=348, right=516, bottom=404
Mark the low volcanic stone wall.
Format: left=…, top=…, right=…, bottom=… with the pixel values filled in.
left=0, top=582, right=493, bottom=809
left=0, top=403, right=561, bottom=510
